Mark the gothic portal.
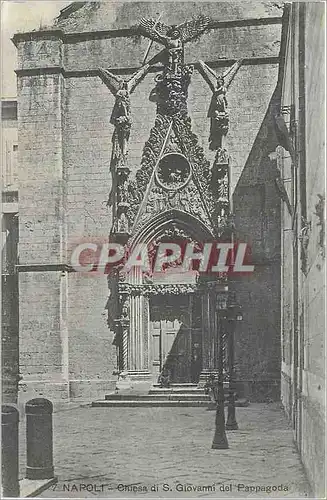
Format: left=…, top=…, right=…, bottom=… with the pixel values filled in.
left=14, top=2, right=282, bottom=403
left=103, top=15, right=238, bottom=384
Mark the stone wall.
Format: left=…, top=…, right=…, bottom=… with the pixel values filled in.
left=1, top=101, right=18, bottom=191
left=233, top=80, right=281, bottom=399
left=298, top=3, right=325, bottom=496
left=280, top=3, right=325, bottom=497
left=14, top=1, right=282, bottom=402
left=1, top=214, right=19, bottom=403
left=1, top=101, right=19, bottom=403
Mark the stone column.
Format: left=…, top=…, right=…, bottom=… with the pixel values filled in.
left=121, top=321, right=129, bottom=371
left=127, top=292, right=151, bottom=380
left=125, top=268, right=151, bottom=381
left=198, top=287, right=229, bottom=386
left=116, top=290, right=130, bottom=371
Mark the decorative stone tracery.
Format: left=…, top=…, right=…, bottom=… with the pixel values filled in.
left=106, top=15, right=235, bottom=381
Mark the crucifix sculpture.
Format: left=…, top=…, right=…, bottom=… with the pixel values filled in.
left=99, top=51, right=164, bottom=236
left=198, top=59, right=243, bottom=150
left=99, top=63, right=154, bottom=160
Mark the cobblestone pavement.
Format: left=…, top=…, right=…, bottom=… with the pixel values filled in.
left=19, top=403, right=311, bottom=499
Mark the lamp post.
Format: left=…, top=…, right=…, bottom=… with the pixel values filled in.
left=211, top=307, right=229, bottom=449
left=225, top=292, right=243, bottom=431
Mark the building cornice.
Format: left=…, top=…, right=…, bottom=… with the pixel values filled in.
left=15, top=264, right=73, bottom=273
left=14, top=56, right=279, bottom=79
left=276, top=3, right=291, bottom=93
left=12, top=16, right=282, bottom=46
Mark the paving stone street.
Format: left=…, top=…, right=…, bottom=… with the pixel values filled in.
left=18, top=402, right=311, bottom=498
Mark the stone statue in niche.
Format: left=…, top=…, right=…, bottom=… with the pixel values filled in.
left=117, top=179, right=129, bottom=204
left=198, top=59, right=243, bottom=150
left=120, top=295, right=130, bottom=320
left=117, top=212, right=129, bottom=234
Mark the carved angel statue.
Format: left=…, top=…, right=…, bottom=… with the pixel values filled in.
left=198, top=59, right=243, bottom=150
left=117, top=211, right=129, bottom=235
left=99, top=61, right=156, bottom=157
left=139, top=16, right=212, bottom=73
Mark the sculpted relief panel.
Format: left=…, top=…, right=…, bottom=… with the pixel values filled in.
left=98, top=14, right=243, bottom=240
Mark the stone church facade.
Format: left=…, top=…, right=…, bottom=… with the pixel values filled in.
left=13, top=2, right=283, bottom=403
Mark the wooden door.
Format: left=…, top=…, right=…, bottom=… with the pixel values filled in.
left=191, top=329, right=202, bottom=383
left=149, top=296, right=192, bottom=383
left=150, top=311, right=162, bottom=380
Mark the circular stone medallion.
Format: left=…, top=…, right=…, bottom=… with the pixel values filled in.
left=156, top=153, right=191, bottom=191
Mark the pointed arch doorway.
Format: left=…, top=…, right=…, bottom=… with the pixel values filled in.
left=115, top=210, right=229, bottom=387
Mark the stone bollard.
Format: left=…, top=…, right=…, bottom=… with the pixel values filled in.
left=1, top=405, right=20, bottom=497
left=25, top=398, right=54, bottom=480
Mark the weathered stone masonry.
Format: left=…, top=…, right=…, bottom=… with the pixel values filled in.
left=279, top=3, right=325, bottom=497
left=13, top=2, right=283, bottom=402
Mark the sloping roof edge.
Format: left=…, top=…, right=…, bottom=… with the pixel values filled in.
left=57, top=2, right=88, bottom=20
left=276, top=2, right=291, bottom=92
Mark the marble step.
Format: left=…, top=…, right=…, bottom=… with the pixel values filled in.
left=152, top=383, right=198, bottom=387
left=104, top=393, right=210, bottom=401
left=149, top=384, right=229, bottom=395
left=92, top=399, right=209, bottom=408
left=149, top=387, right=204, bottom=394
left=92, top=395, right=249, bottom=408
left=92, top=398, right=248, bottom=408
